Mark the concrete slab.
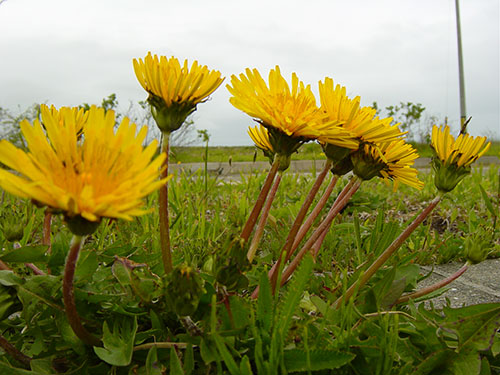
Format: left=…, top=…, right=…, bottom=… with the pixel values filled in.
left=417, top=259, right=500, bottom=308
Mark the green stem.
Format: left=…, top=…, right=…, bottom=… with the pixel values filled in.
left=268, top=160, right=332, bottom=289
left=63, top=235, right=101, bottom=346
left=240, top=159, right=279, bottom=243
left=334, top=195, right=442, bottom=309
left=395, top=262, right=468, bottom=304
left=0, top=333, right=32, bottom=368
left=159, top=133, right=173, bottom=274
left=247, top=172, right=282, bottom=262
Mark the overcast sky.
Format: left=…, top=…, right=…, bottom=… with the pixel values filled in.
left=0, top=0, right=498, bottom=145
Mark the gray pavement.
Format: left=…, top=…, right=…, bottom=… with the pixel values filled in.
left=169, top=156, right=499, bottom=177
left=418, top=260, right=500, bottom=308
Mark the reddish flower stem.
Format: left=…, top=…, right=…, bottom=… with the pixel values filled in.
left=240, top=159, right=279, bottom=243
left=267, top=160, right=332, bottom=288
left=63, top=235, right=101, bottom=347
left=159, top=133, right=173, bottom=274
left=310, top=178, right=355, bottom=257
left=0, top=334, right=31, bottom=368
left=0, top=260, right=11, bottom=271
left=395, top=262, right=468, bottom=304
left=312, top=221, right=330, bottom=257
left=25, top=263, right=45, bottom=275
left=333, top=195, right=442, bottom=309
left=291, top=174, right=341, bottom=253
left=247, top=173, right=282, bottom=262
left=279, top=179, right=362, bottom=288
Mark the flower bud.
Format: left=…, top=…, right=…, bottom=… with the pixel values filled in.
left=164, top=265, right=205, bottom=316
left=464, top=233, right=490, bottom=264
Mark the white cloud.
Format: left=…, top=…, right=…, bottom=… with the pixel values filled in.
left=0, top=0, right=498, bottom=145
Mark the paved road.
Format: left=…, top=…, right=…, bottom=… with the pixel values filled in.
left=170, top=156, right=499, bottom=177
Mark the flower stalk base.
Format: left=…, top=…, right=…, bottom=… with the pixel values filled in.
left=63, top=235, right=101, bottom=347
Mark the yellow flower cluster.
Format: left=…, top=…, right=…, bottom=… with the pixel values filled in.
left=0, top=105, right=168, bottom=226
left=229, top=67, right=420, bottom=189
left=227, top=66, right=358, bottom=157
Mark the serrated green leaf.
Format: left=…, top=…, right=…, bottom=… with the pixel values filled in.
left=283, top=349, right=355, bottom=372
left=0, top=245, right=48, bottom=263
left=93, top=316, right=137, bottom=366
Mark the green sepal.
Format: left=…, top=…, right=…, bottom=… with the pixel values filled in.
left=148, top=93, right=196, bottom=133
left=431, top=156, right=470, bottom=193
left=64, top=215, right=100, bottom=236
left=351, top=148, right=384, bottom=181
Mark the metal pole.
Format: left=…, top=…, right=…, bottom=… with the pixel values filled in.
left=455, top=0, right=467, bottom=133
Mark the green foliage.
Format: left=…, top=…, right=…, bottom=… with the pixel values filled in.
left=0, top=160, right=498, bottom=373
left=94, top=317, right=138, bottom=366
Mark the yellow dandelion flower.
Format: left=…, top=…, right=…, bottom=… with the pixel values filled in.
left=248, top=125, right=274, bottom=163
left=227, top=66, right=358, bottom=158
left=133, top=52, right=224, bottom=133
left=318, top=78, right=404, bottom=147
left=0, top=105, right=168, bottom=234
left=44, top=104, right=88, bottom=136
left=351, top=139, right=423, bottom=191
left=430, top=125, right=490, bottom=192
